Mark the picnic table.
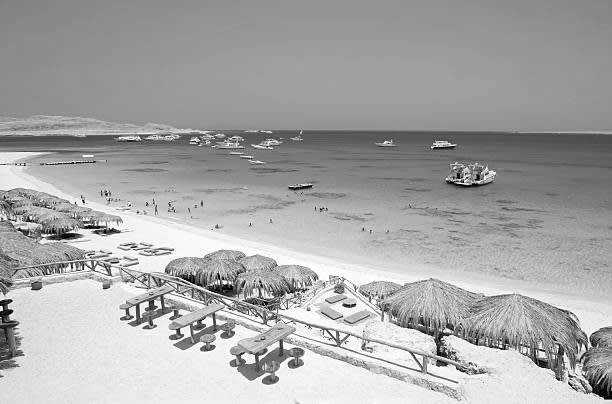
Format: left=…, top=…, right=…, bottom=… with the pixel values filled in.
left=238, top=322, right=296, bottom=371
left=168, top=303, right=224, bottom=343
left=120, top=284, right=174, bottom=323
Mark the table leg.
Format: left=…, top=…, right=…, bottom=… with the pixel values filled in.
left=279, top=339, right=284, bottom=356
left=255, top=353, right=260, bottom=371
left=6, top=327, right=16, bottom=356
left=135, top=304, right=141, bottom=323
left=212, top=313, right=217, bottom=331
left=160, top=295, right=166, bottom=312
left=190, top=324, right=195, bottom=344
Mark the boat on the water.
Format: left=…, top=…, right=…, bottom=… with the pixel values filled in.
left=375, top=139, right=396, bottom=147
left=229, top=151, right=243, bottom=155
left=228, top=135, right=244, bottom=141
left=144, top=134, right=165, bottom=141
left=431, top=140, right=457, bottom=149
left=249, top=160, right=266, bottom=165
left=445, top=162, right=496, bottom=186
left=189, top=136, right=200, bottom=145
left=163, top=134, right=181, bottom=141
left=215, top=133, right=226, bottom=139
left=73, top=133, right=87, bottom=138
left=251, top=144, right=274, bottom=150
left=261, top=138, right=282, bottom=146
left=288, top=183, right=313, bottom=190
left=240, top=155, right=254, bottom=159
left=215, top=140, right=244, bottom=149
left=291, top=130, right=304, bottom=141
left=115, top=135, right=142, bottom=142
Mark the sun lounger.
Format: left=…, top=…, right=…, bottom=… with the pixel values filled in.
left=153, top=250, right=171, bottom=256
left=325, top=294, right=347, bottom=304
left=139, top=242, right=153, bottom=247
left=123, top=256, right=138, bottom=261
left=118, top=245, right=135, bottom=251
left=139, top=251, right=155, bottom=256
left=343, top=310, right=371, bottom=325
left=155, top=247, right=174, bottom=251
left=119, top=242, right=137, bottom=247
left=320, top=305, right=343, bottom=320
left=133, top=246, right=150, bottom=251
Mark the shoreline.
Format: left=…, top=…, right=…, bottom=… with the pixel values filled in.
left=2, top=151, right=610, bottom=334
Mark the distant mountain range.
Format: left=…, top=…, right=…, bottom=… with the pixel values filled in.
left=0, top=115, right=198, bottom=136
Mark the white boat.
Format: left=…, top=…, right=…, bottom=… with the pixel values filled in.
left=215, top=140, right=245, bottom=149
left=262, top=138, right=282, bottom=146
left=288, top=183, right=313, bottom=190
left=73, top=133, right=87, bottom=138
left=228, top=135, right=244, bottom=141
left=375, top=139, right=396, bottom=147
left=445, top=162, right=496, bottom=186
left=249, top=160, right=266, bottom=165
left=260, top=130, right=273, bottom=134
left=200, top=134, right=215, bottom=140
left=251, top=144, right=274, bottom=150
left=244, top=129, right=259, bottom=133
left=229, top=151, right=243, bottom=155
left=240, top=155, right=254, bottom=159
left=115, top=135, right=142, bottom=142
left=162, top=134, right=181, bottom=141
left=215, top=133, right=226, bottom=139
left=203, top=140, right=211, bottom=145
left=144, top=134, right=165, bottom=141
left=82, top=154, right=94, bottom=158
left=290, top=130, right=304, bottom=141
left=189, top=137, right=200, bottom=145
left=431, top=140, right=457, bottom=150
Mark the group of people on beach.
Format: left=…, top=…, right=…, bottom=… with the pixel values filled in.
left=315, top=205, right=329, bottom=212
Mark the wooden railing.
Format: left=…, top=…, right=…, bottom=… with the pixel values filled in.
left=12, top=260, right=463, bottom=383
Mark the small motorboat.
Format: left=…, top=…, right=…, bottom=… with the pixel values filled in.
left=229, top=151, right=243, bottom=155
left=240, top=155, right=254, bottom=159
left=375, top=139, right=396, bottom=147
left=288, top=183, right=313, bottom=190
left=291, top=130, right=304, bottom=141
left=249, top=160, right=266, bottom=165
left=115, top=135, right=142, bottom=142
left=251, top=144, right=274, bottom=150
left=445, top=162, right=496, bottom=186
left=431, top=140, right=457, bottom=150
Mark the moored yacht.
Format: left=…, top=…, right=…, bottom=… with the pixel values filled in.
left=375, top=139, right=396, bottom=147
left=215, top=140, right=244, bottom=149
left=189, top=136, right=200, bottom=145
left=290, top=130, right=304, bottom=141
left=445, top=162, right=496, bottom=186
left=251, top=143, right=274, bottom=150
left=215, top=133, right=226, bottom=139
left=144, top=134, right=165, bottom=141
left=431, top=140, right=457, bottom=149
left=249, top=159, right=266, bottom=165
left=240, top=155, right=254, bottom=159
left=228, top=135, right=244, bottom=141
left=115, top=135, right=142, bottom=142
left=261, top=138, right=282, bottom=147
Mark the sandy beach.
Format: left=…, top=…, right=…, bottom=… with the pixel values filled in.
left=1, top=151, right=610, bottom=337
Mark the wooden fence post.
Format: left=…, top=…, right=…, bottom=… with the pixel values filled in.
left=422, top=356, right=428, bottom=374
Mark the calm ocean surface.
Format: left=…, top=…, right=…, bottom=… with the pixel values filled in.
left=2, top=131, right=611, bottom=296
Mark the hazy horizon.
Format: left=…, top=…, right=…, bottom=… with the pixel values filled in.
left=1, top=0, right=611, bottom=131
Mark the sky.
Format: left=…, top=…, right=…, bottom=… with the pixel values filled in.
left=0, top=0, right=611, bottom=131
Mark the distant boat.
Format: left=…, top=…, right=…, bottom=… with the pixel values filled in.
left=115, top=135, right=142, bottom=142
left=261, top=138, right=282, bottom=146
left=240, top=155, right=254, bottom=159
left=216, top=140, right=244, bottom=149
left=288, top=183, right=313, bottom=190
left=244, top=129, right=259, bottom=133
left=162, top=134, right=181, bottom=141
left=144, top=134, right=165, bottom=141
left=82, top=154, right=94, bottom=158
left=290, top=130, right=304, bottom=141
left=260, top=130, right=273, bottom=134
left=189, top=137, right=200, bottom=145
left=228, top=135, right=244, bottom=141
left=375, top=139, right=396, bottom=147
left=73, top=133, right=87, bottom=138
left=251, top=144, right=274, bottom=150
left=431, top=140, right=457, bottom=150
left=249, top=160, right=266, bottom=165
left=215, top=133, right=226, bottom=139
left=445, top=162, right=496, bottom=186
left=229, top=151, right=243, bottom=155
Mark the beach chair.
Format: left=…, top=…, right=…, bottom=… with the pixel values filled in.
left=343, top=310, right=371, bottom=325
left=325, top=294, right=347, bottom=304
left=320, top=305, right=343, bottom=320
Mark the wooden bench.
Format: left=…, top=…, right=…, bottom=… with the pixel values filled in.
left=343, top=310, right=371, bottom=324
left=119, top=284, right=174, bottom=323
left=168, top=303, right=224, bottom=343
left=325, top=294, right=347, bottom=304
left=320, top=305, right=343, bottom=320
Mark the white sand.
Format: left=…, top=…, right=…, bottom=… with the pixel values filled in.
left=1, top=152, right=610, bottom=336
left=1, top=280, right=453, bottom=404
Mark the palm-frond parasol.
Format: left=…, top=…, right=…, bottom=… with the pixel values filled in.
left=239, top=254, right=278, bottom=271
left=196, top=259, right=245, bottom=287
left=39, top=212, right=82, bottom=235
left=236, top=269, right=290, bottom=298
left=48, top=243, right=85, bottom=261
left=164, top=257, right=208, bottom=282
left=90, top=211, right=123, bottom=228
left=383, top=278, right=481, bottom=334
left=461, top=293, right=586, bottom=368
left=591, top=327, right=612, bottom=348
left=582, top=347, right=612, bottom=398
left=52, top=202, right=79, bottom=213
left=273, top=265, right=318, bottom=291
left=204, top=249, right=246, bottom=262
left=359, top=281, right=401, bottom=300
left=0, top=253, right=18, bottom=294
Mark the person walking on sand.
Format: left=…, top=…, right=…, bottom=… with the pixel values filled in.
left=154, top=205, right=158, bottom=215
left=188, top=207, right=191, bottom=218
left=269, top=218, right=273, bottom=224
left=200, top=200, right=203, bottom=207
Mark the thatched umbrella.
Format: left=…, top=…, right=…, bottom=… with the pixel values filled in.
left=5, top=188, right=39, bottom=198
left=591, top=327, right=612, bottom=348
left=49, top=243, right=85, bottom=261
left=90, top=211, right=123, bottom=229
left=34, top=194, right=66, bottom=207
left=236, top=269, right=290, bottom=298
left=0, top=253, right=18, bottom=295
left=204, top=249, right=246, bottom=262
left=68, top=206, right=93, bottom=219
left=52, top=202, right=79, bottom=213
left=461, top=293, right=586, bottom=369
left=5, top=196, right=33, bottom=208
left=582, top=347, right=612, bottom=398
left=273, top=265, right=318, bottom=291
left=359, top=281, right=401, bottom=301
left=196, top=259, right=245, bottom=288
left=383, top=278, right=481, bottom=335
left=39, top=212, right=82, bottom=235
left=165, top=257, right=208, bottom=283
left=239, top=254, right=278, bottom=271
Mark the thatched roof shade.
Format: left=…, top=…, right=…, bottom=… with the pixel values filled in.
left=48, top=243, right=85, bottom=261
left=236, top=269, right=290, bottom=298
left=5, top=188, right=39, bottom=198
left=40, top=215, right=82, bottom=235
left=69, top=206, right=93, bottom=219
left=461, top=293, right=587, bottom=367
left=52, top=202, right=79, bottom=213
left=90, top=211, right=122, bottom=227
left=582, top=347, right=612, bottom=399
left=196, top=259, right=245, bottom=286
left=383, top=278, right=481, bottom=333
left=238, top=254, right=278, bottom=271
left=165, top=257, right=208, bottom=281
left=359, top=281, right=401, bottom=300
left=204, top=249, right=246, bottom=262
left=34, top=194, right=66, bottom=207
left=591, top=327, right=612, bottom=348
left=273, top=265, right=318, bottom=291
